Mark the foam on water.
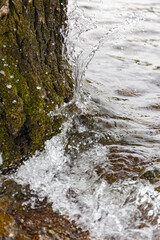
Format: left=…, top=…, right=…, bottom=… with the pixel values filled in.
left=13, top=121, right=160, bottom=239
left=12, top=0, right=160, bottom=239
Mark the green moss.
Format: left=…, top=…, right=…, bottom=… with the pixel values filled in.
left=0, top=0, right=6, bottom=9
left=0, top=0, right=73, bottom=170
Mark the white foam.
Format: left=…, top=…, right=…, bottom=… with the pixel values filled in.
left=0, top=153, right=3, bottom=165
left=10, top=0, right=160, bottom=238
left=13, top=124, right=160, bottom=240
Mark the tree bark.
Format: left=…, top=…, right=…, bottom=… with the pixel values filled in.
left=0, top=0, right=73, bottom=170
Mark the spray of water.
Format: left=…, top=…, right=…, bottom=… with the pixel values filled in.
left=11, top=0, right=160, bottom=239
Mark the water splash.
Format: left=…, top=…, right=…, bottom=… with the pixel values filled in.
left=11, top=0, right=160, bottom=239
left=64, top=0, right=146, bottom=103
left=12, top=121, right=160, bottom=239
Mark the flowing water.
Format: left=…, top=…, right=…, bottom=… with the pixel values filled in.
left=8, top=0, right=160, bottom=239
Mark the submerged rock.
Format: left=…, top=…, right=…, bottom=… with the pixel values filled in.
left=139, top=166, right=160, bottom=192
left=139, top=166, right=160, bottom=183
left=0, top=179, right=89, bottom=239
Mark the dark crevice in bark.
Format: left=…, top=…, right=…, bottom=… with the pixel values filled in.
left=9, top=0, right=19, bottom=21
left=43, top=0, right=48, bottom=28
left=0, top=0, right=73, bottom=169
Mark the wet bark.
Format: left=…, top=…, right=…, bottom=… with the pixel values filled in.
left=0, top=0, right=73, bottom=170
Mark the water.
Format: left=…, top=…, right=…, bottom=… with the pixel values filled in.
left=12, top=0, right=160, bottom=239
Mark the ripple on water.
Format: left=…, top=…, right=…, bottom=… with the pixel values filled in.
left=11, top=119, right=160, bottom=239
left=9, top=0, right=160, bottom=239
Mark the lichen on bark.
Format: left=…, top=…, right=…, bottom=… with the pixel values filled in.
left=0, top=0, right=73, bottom=170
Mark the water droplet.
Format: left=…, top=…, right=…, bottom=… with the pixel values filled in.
left=0, top=153, right=3, bottom=165
left=0, top=70, right=5, bottom=76
left=36, top=86, right=41, bottom=90
left=6, top=84, right=12, bottom=89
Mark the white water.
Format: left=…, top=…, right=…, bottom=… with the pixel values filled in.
left=13, top=0, right=160, bottom=239
left=13, top=124, right=160, bottom=239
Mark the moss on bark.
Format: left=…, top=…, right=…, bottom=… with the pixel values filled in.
left=0, top=0, right=73, bottom=170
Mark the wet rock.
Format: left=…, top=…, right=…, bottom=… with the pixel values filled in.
left=139, top=166, right=160, bottom=192
left=0, top=210, right=17, bottom=238
left=0, top=179, right=89, bottom=239
left=139, top=166, right=160, bottom=183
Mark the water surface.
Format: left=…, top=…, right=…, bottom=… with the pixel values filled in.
left=13, top=0, right=160, bottom=239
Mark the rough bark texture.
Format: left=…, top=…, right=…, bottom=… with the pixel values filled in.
left=0, top=0, right=73, bottom=170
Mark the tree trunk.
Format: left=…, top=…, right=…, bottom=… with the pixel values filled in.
left=0, top=0, right=73, bottom=170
